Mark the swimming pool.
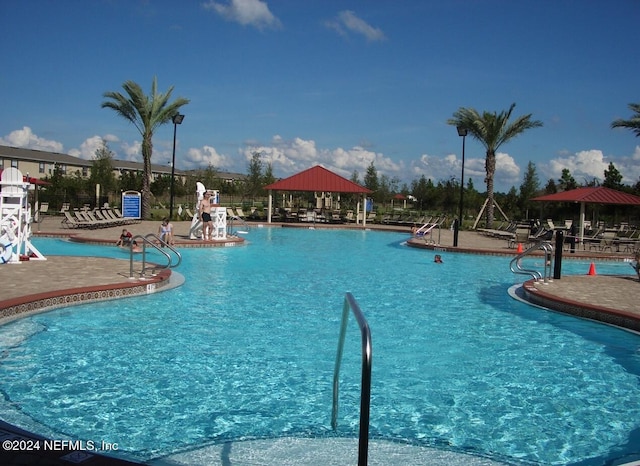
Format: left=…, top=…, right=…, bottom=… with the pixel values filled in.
left=0, top=228, right=639, bottom=465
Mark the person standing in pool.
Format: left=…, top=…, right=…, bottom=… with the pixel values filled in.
left=199, top=192, right=213, bottom=240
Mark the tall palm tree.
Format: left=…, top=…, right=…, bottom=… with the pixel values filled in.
left=611, top=103, right=640, bottom=137
left=102, top=77, right=189, bottom=219
left=447, top=103, right=542, bottom=228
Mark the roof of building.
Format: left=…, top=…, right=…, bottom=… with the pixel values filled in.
left=531, top=186, right=640, bottom=205
left=264, top=165, right=372, bottom=193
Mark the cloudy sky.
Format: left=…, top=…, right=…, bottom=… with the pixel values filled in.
left=1, top=0, right=639, bottom=192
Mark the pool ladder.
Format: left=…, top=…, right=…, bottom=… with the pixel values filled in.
left=226, top=215, right=251, bottom=236
left=128, top=234, right=182, bottom=279
left=332, top=292, right=372, bottom=466
left=509, top=240, right=553, bottom=283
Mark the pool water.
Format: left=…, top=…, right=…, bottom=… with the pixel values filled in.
left=0, top=228, right=639, bottom=465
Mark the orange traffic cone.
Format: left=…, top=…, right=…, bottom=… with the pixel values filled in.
left=587, top=262, right=596, bottom=276
left=516, top=243, right=523, bottom=253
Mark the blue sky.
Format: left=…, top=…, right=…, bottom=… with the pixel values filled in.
left=1, top=0, right=639, bottom=193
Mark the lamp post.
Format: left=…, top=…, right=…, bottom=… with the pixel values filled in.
left=453, top=125, right=468, bottom=247
left=169, top=113, right=185, bottom=220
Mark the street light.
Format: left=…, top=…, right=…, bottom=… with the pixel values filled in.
left=169, top=113, right=185, bottom=220
left=453, top=125, right=468, bottom=247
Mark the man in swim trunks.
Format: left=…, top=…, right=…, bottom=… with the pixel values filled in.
left=199, top=192, right=213, bottom=240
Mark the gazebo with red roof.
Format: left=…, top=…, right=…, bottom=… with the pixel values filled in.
left=531, top=186, right=640, bottom=243
left=263, top=165, right=373, bottom=224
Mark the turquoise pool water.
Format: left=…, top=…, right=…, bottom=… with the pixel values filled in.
left=0, top=229, right=639, bottom=465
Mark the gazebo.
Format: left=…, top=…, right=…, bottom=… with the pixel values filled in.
left=531, top=186, right=640, bottom=243
left=263, top=165, right=373, bottom=225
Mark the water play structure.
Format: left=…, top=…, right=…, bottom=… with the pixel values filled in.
left=0, top=167, right=45, bottom=264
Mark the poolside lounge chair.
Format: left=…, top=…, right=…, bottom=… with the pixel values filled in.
left=598, top=230, right=617, bottom=252
left=508, top=226, right=533, bottom=249
left=235, top=207, right=247, bottom=219
left=33, top=202, right=48, bottom=223
left=61, top=210, right=91, bottom=228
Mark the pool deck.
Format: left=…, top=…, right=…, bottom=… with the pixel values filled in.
left=1, top=216, right=639, bottom=465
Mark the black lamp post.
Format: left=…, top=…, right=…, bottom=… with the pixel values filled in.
left=169, top=113, right=185, bottom=220
left=453, top=125, right=468, bottom=247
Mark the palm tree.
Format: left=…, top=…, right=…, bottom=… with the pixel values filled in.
left=102, top=77, right=189, bottom=219
left=447, top=103, right=542, bottom=228
left=611, top=103, right=640, bottom=137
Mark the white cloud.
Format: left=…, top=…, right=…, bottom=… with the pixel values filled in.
left=68, top=136, right=106, bottom=160
left=325, top=10, right=386, bottom=42
left=203, top=0, right=281, bottom=30
left=120, top=141, right=142, bottom=162
left=547, top=149, right=608, bottom=184
left=184, top=146, right=231, bottom=170
left=0, top=126, right=63, bottom=153
left=242, top=135, right=400, bottom=180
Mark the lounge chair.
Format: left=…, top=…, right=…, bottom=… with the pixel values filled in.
left=33, top=202, right=49, bottom=223
left=508, top=226, right=532, bottom=249
left=235, top=207, right=247, bottom=219
left=61, top=210, right=91, bottom=228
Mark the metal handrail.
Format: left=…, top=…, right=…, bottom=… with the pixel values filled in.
left=128, top=234, right=182, bottom=279
left=510, top=240, right=553, bottom=283
left=332, top=292, right=372, bottom=466
left=226, top=215, right=251, bottom=235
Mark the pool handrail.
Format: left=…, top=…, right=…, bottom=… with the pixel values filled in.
left=510, top=240, right=553, bottom=283
left=128, top=234, right=182, bottom=279
left=332, top=292, right=372, bottom=466
left=226, top=215, right=251, bottom=235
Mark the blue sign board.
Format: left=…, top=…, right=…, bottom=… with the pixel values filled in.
left=121, top=191, right=141, bottom=219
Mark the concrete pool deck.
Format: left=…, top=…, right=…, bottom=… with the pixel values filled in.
left=0, top=216, right=639, bottom=465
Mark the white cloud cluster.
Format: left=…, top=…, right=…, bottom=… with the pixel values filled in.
left=547, top=149, right=609, bottom=184
left=4, top=126, right=639, bottom=191
left=203, top=0, right=281, bottom=30
left=242, top=135, right=400, bottom=179
left=183, top=146, right=231, bottom=169
left=0, top=126, right=63, bottom=153
left=411, top=151, right=519, bottom=189
left=325, top=10, right=386, bottom=42
left=68, top=135, right=108, bottom=160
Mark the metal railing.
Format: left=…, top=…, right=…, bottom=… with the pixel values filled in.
left=128, top=234, right=182, bottom=279
left=332, top=292, right=372, bottom=466
left=510, top=240, right=553, bottom=283
left=226, top=215, right=251, bottom=235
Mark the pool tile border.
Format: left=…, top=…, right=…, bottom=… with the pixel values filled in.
left=0, top=269, right=171, bottom=324
left=522, top=279, right=640, bottom=332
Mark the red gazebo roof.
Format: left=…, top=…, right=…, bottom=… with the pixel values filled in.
left=531, top=186, right=640, bottom=205
left=264, top=165, right=372, bottom=194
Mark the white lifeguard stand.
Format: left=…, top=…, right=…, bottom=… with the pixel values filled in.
left=188, top=186, right=226, bottom=240
left=0, top=168, right=46, bottom=264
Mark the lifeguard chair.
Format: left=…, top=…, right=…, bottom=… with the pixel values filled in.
left=0, top=168, right=46, bottom=263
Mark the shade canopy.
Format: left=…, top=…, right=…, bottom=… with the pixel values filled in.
left=531, top=186, right=640, bottom=244
left=531, top=186, right=640, bottom=206
left=264, top=165, right=372, bottom=194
